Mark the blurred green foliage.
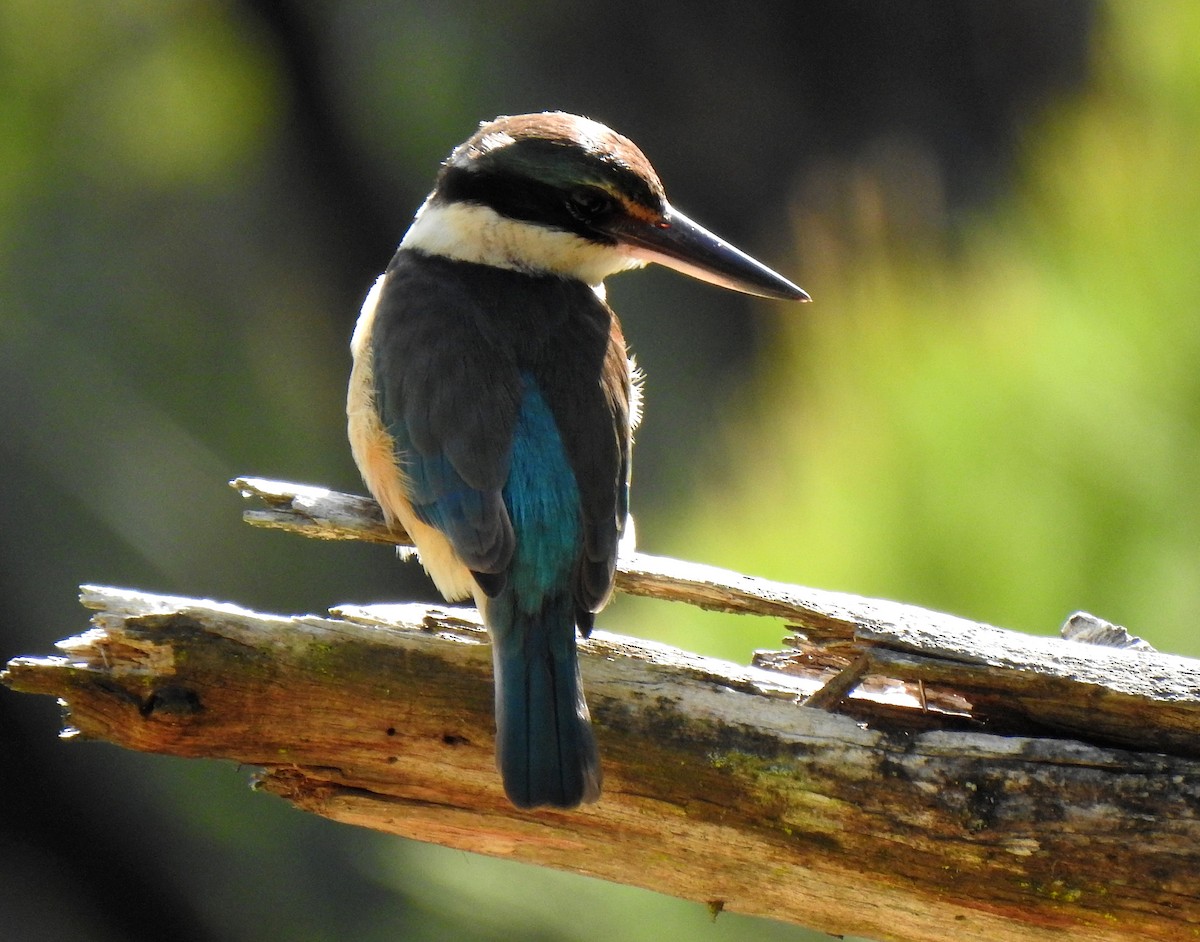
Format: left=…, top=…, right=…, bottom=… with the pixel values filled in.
left=1, top=2, right=1194, bottom=941
left=641, top=2, right=1200, bottom=666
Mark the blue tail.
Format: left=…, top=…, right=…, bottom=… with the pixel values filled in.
left=489, top=591, right=601, bottom=809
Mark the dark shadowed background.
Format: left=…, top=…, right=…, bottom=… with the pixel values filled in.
left=4, top=2, right=1198, bottom=940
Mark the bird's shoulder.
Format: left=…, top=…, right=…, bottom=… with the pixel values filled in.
left=381, top=249, right=612, bottom=341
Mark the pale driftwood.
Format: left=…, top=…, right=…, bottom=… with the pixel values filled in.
left=234, top=476, right=1200, bottom=757
left=2, top=479, right=1199, bottom=942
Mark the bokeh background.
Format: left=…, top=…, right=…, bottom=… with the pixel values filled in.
left=2, top=2, right=1197, bottom=940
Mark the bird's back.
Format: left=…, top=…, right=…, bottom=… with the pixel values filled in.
left=353, top=248, right=632, bottom=806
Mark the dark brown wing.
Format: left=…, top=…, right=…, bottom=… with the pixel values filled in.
left=370, top=250, right=520, bottom=580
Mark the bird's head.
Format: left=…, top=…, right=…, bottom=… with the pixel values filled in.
left=401, top=112, right=809, bottom=301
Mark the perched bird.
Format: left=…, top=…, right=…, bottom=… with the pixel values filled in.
left=348, top=112, right=808, bottom=810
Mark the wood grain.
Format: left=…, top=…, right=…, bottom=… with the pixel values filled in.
left=4, top=478, right=1199, bottom=941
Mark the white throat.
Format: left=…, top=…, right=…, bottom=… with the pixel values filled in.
left=399, top=197, right=645, bottom=286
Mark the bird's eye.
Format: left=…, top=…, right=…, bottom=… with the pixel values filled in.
left=566, top=187, right=616, bottom=223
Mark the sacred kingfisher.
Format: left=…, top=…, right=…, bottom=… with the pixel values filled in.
left=348, top=112, right=808, bottom=809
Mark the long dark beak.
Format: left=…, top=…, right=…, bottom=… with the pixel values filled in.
left=611, top=203, right=810, bottom=302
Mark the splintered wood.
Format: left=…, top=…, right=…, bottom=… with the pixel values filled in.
left=3, top=477, right=1198, bottom=942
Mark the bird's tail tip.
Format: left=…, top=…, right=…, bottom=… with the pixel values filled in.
left=496, top=673, right=602, bottom=810
left=502, top=741, right=602, bottom=810
left=491, top=598, right=603, bottom=810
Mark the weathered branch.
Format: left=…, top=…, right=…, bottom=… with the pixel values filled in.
left=4, top=477, right=1200, bottom=942
left=232, top=476, right=1200, bottom=757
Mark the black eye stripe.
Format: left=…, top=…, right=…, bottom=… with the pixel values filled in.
left=566, top=187, right=616, bottom=221
left=436, top=167, right=621, bottom=244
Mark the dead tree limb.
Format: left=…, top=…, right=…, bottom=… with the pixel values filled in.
left=4, top=476, right=1200, bottom=942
